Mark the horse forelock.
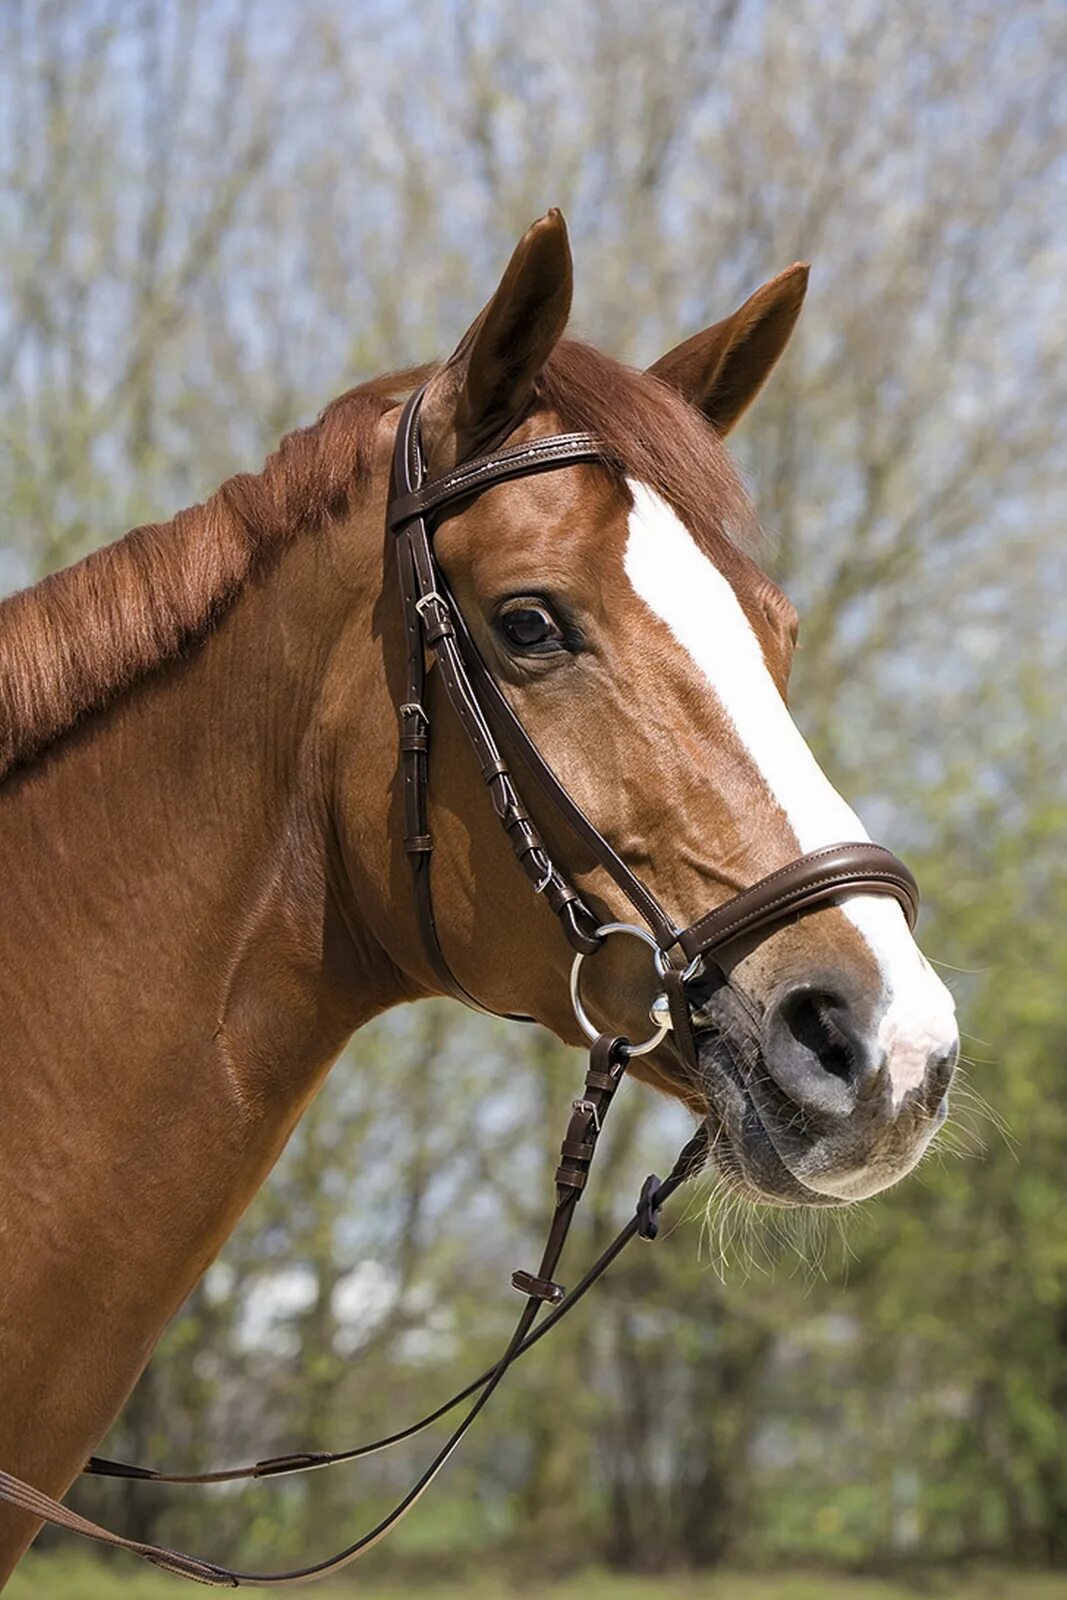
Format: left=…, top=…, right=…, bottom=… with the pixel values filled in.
left=536, top=341, right=760, bottom=559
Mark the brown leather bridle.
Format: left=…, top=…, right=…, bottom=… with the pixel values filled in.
left=0, top=389, right=920, bottom=1586
left=387, top=386, right=918, bottom=1038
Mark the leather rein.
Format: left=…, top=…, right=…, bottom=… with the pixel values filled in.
left=0, top=388, right=920, bottom=1587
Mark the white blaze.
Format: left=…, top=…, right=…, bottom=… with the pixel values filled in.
left=623, top=480, right=956, bottom=1109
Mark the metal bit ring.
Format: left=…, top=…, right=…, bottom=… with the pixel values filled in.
left=569, top=923, right=672, bottom=1057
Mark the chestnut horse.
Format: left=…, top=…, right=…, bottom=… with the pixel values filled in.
left=0, top=211, right=957, bottom=1584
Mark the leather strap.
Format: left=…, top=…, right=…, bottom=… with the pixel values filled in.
left=675, top=842, right=919, bottom=963
left=390, top=389, right=608, bottom=1009
left=445, top=585, right=681, bottom=948
left=388, top=430, right=604, bottom=530
left=86, top=1132, right=713, bottom=1495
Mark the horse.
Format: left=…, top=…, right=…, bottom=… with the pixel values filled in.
left=0, top=209, right=958, bottom=1586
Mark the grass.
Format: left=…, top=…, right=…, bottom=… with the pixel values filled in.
left=6, top=1555, right=1067, bottom=1600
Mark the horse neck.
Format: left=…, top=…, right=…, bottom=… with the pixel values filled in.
left=0, top=505, right=406, bottom=1562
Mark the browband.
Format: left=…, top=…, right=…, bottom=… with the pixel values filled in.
left=389, top=430, right=605, bottom=530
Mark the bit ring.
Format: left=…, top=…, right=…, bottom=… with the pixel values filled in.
left=569, top=923, right=672, bottom=1057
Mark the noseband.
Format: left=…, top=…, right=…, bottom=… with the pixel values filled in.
left=2, top=388, right=920, bottom=1586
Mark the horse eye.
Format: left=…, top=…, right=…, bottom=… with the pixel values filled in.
left=497, top=604, right=564, bottom=654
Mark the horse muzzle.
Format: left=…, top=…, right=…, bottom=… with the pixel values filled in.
left=689, top=966, right=959, bottom=1206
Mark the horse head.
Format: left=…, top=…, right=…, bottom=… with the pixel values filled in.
left=346, top=211, right=958, bottom=1207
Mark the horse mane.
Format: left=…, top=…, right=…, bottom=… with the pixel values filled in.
left=0, top=366, right=430, bottom=783
left=0, top=344, right=754, bottom=784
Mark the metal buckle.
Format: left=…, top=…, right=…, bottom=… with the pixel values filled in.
left=414, top=590, right=448, bottom=619
left=399, top=701, right=428, bottom=725
left=569, top=923, right=672, bottom=1057
left=573, top=1097, right=600, bottom=1133
left=533, top=858, right=554, bottom=894
left=652, top=945, right=704, bottom=985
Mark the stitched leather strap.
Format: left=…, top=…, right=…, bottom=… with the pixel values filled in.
left=86, top=1125, right=713, bottom=1498
left=389, top=430, right=604, bottom=529
left=390, top=389, right=610, bottom=1007
left=445, top=585, right=682, bottom=948
left=388, top=384, right=919, bottom=1014
left=675, top=842, right=919, bottom=963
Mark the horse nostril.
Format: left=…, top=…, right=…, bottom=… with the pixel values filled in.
left=779, top=989, right=855, bottom=1083
left=764, top=986, right=873, bottom=1118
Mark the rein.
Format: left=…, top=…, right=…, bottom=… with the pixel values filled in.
left=0, top=389, right=919, bottom=1586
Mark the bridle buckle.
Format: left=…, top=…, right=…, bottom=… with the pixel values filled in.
left=572, top=1097, right=600, bottom=1133
left=414, top=590, right=448, bottom=620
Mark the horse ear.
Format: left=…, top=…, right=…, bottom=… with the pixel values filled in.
left=649, top=263, right=809, bottom=435
left=420, top=210, right=573, bottom=470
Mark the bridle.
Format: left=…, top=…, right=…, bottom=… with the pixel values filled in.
left=0, top=387, right=920, bottom=1586
left=387, top=388, right=918, bottom=1045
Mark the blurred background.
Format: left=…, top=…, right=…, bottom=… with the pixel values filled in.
left=2, top=1, right=1066, bottom=1596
